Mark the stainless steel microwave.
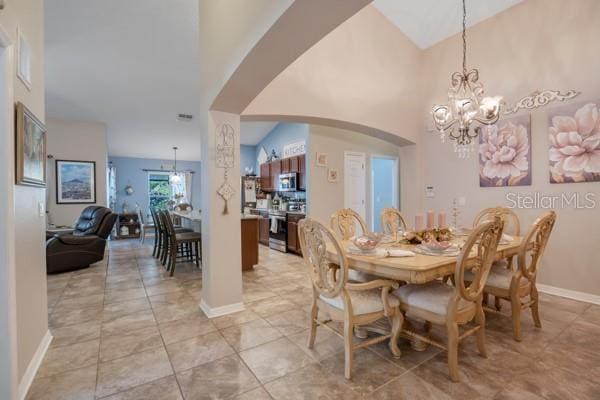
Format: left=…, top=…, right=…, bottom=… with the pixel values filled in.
left=278, top=173, right=298, bottom=192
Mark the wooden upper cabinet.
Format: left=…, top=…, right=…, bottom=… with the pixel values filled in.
left=298, top=154, right=306, bottom=191
left=290, top=156, right=299, bottom=172
left=281, top=158, right=291, bottom=174
left=271, top=159, right=281, bottom=189
left=260, top=163, right=272, bottom=191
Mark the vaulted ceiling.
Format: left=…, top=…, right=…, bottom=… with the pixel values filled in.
left=45, top=0, right=521, bottom=161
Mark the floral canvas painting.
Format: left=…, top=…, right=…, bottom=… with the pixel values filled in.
left=479, top=114, right=531, bottom=187
left=548, top=100, right=600, bottom=184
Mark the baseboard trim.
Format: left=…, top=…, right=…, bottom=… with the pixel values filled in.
left=18, top=330, right=53, bottom=400
left=537, top=284, right=600, bottom=306
left=200, top=299, right=245, bottom=318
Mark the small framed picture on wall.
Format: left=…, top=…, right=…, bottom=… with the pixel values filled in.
left=316, top=152, right=328, bottom=167
left=56, top=160, right=97, bottom=204
left=327, top=168, right=339, bottom=183
left=17, top=27, right=32, bottom=90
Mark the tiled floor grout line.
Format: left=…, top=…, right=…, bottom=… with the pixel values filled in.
left=93, top=251, right=111, bottom=400
left=138, top=251, right=188, bottom=400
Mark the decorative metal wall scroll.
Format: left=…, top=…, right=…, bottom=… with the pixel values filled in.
left=503, top=89, right=581, bottom=115
left=215, top=123, right=235, bottom=215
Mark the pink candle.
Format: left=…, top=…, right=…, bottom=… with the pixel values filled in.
left=414, top=214, right=424, bottom=231
left=426, top=211, right=435, bottom=229
left=438, top=212, right=447, bottom=228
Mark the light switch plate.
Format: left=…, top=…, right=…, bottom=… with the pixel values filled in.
left=425, top=186, right=435, bottom=198
left=38, top=202, right=45, bottom=217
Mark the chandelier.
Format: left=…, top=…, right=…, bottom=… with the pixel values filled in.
left=432, top=0, right=502, bottom=158
left=169, top=146, right=182, bottom=184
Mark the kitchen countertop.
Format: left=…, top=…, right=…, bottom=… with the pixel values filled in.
left=249, top=208, right=305, bottom=215
left=173, top=210, right=261, bottom=221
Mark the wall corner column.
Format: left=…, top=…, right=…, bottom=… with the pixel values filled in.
left=199, top=110, right=244, bottom=318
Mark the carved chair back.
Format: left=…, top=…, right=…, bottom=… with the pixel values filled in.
left=380, top=208, right=408, bottom=234
left=518, top=211, right=556, bottom=281
left=454, top=217, right=504, bottom=305
left=473, top=206, right=520, bottom=236
left=330, top=208, right=368, bottom=240
left=298, top=218, right=349, bottom=299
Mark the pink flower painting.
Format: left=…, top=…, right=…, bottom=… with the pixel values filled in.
left=548, top=101, right=600, bottom=183
left=479, top=114, right=531, bottom=187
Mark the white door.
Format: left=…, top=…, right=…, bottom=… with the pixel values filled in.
left=344, top=152, right=366, bottom=221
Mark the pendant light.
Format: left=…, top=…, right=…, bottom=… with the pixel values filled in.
left=431, top=0, right=503, bottom=158
left=169, top=146, right=182, bottom=184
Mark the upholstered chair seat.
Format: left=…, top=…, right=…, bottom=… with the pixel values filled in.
left=464, top=263, right=525, bottom=291
left=392, top=281, right=475, bottom=316
left=320, top=288, right=400, bottom=315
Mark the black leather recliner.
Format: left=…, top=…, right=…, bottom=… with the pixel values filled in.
left=46, top=206, right=117, bottom=274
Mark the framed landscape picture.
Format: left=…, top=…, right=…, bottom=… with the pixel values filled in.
left=56, top=160, right=96, bottom=204
left=15, top=102, right=46, bottom=187
left=478, top=114, right=532, bottom=187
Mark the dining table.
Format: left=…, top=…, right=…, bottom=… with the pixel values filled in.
left=325, top=234, right=526, bottom=350
left=328, top=235, right=524, bottom=284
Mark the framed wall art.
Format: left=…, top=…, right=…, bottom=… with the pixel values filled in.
left=478, top=114, right=532, bottom=187
left=548, top=100, right=600, bottom=184
left=17, top=27, right=32, bottom=89
left=56, top=160, right=96, bottom=204
left=15, top=102, right=46, bottom=187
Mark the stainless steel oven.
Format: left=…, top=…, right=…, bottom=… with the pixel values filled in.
left=268, top=210, right=287, bottom=252
left=278, top=173, right=298, bottom=192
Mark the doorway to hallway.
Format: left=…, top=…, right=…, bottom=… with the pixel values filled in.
left=371, top=155, right=399, bottom=232
left=344, top=152, right=366, bottom=222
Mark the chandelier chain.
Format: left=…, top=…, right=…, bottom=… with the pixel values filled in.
left=462, top=0, right=467, bottom=75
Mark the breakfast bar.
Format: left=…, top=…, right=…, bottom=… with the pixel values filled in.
left=173, top=210, right=260, bottom=270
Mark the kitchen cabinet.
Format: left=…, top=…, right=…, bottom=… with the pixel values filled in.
left=260, top=163, right=272, bottom=192
left=241, top=218, right=259, bottom=270
left=298, top=154, right=306, bottom=191
left=287, top=213, right=305, bottom=255
left=290, top=156, right=299, bottom=172
left=258, top=211, right=270, bottom=245
left=281, top=158, right=291, bottom=173
left=259, top=153, right=306, bottom=192
left=271, top=159, right=281, bottom=190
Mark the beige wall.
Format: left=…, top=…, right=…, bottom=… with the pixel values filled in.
left=416, top=0, right=600, bottom=295
left=0, top=0, right=48, bottom=389
left=46, top=118, right=108, bottom=226
left=243, top=5, right=423, bottom=146
left=307, top=124, right=401, bottom=229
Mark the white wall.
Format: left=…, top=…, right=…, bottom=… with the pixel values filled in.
left=46, top=118, right=108, bottom=226
left=0, top=0, right=48, bottom=395
left=307, top=124, right=401, bottom=229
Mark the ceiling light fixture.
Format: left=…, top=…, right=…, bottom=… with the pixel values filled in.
left=432, top=0, right=503, bottom=158
left=169, top=146, right=182, bottom=184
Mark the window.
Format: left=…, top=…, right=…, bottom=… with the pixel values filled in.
left=148, top=173, right=171, bottom=210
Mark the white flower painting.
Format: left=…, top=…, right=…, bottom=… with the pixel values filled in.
left=548, top=101, right=600, bottom=183
left=479, top=114, right=531, bottom=187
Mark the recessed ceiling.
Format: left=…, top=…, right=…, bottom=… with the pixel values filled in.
left=373, top=0, right=522, bottom=49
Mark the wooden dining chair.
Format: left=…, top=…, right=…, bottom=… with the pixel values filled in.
left=330, top=208, right=368, bottom=240
left=392, top=217, right=504, bottom=382
left=473, top=206, right=521, bottom=309
left=380, top=207, right=408, bottom=234
left=473, top=206, right=520, bottom=236
left=158, top=211, right=202, bottom=276
left=330, top=208, right=373, bottom=285
left=466, top=211, right=556, bottom=341
left=298, top=218, right=403, bottom=380
left=136, top=205, right=154, bottom=245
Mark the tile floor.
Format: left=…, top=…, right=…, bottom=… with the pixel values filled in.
left=29, top=239, right=600, bottom=399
